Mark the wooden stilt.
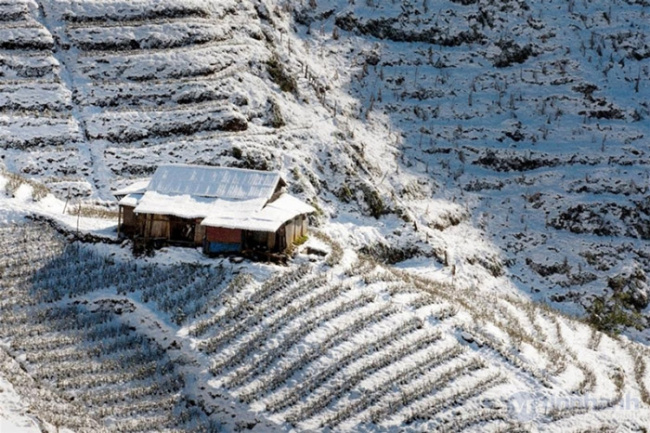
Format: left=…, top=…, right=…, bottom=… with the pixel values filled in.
left=117, top=206, right=122, bottom=239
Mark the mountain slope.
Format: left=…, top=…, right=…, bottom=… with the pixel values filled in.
left=1, top=0, right=650, bottom=431
left=0, top=221, right=649, bottom=432
left=3, top=0, right=647, bottom=337
left=291, top=0, right=650, bottom=338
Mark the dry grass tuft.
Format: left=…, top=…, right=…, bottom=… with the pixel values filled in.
left=67, top=204, right=118, bottom=219
left=2, top=169, right=50, bottom=201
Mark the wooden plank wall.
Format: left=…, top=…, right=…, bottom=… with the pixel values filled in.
left=206, top=227, right=242, bottom=243
left=194, top=221, right=205, bottom=245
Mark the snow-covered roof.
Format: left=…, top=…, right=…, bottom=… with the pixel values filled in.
left=113, top=179, right=150, bottom=197
left=125, top=192, right=313, bottom=232
left=263, top=193, right=317, bottom=221
left=147, top=164, right=283, bottom=201
left=118, top=192, right=143, bottom=207
left=115, top=165, right=313, bottom=232
left=201, top=193, right=316, bottom=232
left=134, top=191, right=219, bottom=220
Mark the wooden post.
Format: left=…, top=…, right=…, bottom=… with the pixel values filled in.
left=117, top=206, right=122, bottom=239
left=62, top=186, right=70, bottom=214
left=76, top=203, right=80, bottom=238
left=144, top=214, right=150, bottom=244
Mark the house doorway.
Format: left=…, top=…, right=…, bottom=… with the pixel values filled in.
left=169, top=216, right=195, bottom=243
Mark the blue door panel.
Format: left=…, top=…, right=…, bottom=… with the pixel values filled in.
left=205, top=242, right=240, bottom=253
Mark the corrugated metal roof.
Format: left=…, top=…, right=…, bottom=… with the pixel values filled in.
left=147, top=164, right=282, bottom=200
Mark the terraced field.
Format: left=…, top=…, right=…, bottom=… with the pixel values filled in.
left=2, top=222, right=649, bottom=432
left=58, top=0, right=264, bottom=146
left=0, top=223, right=228, bottom=432
left=196, top=246, right=650, bottom=431
left=0, top=0, right=88, bottom=198
left=1, top=0, right=650, bottom=430
left=2, top=0, right=336, bottom=200
left=298, top=0, right=650, bottom=337
left=2, top=1, right=649, bottom=337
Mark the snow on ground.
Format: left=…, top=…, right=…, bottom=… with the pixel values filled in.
left=0, top=170, right=115, bottom=234
left=0, top=377, right=41, bottom=433
left=1, top=214, right=650, bottom=431
left=1, top=0, right=650, bottom=430
left=290, top=0, right=650, bottom=339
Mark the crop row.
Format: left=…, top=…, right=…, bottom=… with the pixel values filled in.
left=406, top=293, right=452, bottom=312
left=0, top=57, right=58, bottom=80
left=320, top=344, right=465, bottom=428
left=0, top=298, right=35, bottom=320
left=76, top=44, right=241, bottom=82
left=147, top=267, right=228, bottom=324
left=200, top=279, right=351, bottom=355
left=0, top=232, right=62, bottom=259
left=465, top=326, right=553, bottom=388
left=0, top=26, right=54, bottom=51
left=78, top=78, right=238, bottom=109
left=434, top=408, right=509, bottom=433
left=0, top=309, right=34, bottom=327
left=0, top=125, right=80, bottom=149
left=361, top=268, right=406, bottom=285
left=116, top=265, right=176, bottom=295
left=86, top=104, right=247, bottom=143
left=60, top=1, right=212, bottom=24
left=78, top=377, right=183, bottom=406
left=191, top=264, right=313, bottom=337
left=39, top=304, right=115, bottom=329
left=236, top=299, right=394, bottom=403
left=0, top=250, right=61, bottom=273
left=67, top=21, right=228, bottom=52
left=90, top=394, right=180, bottom=420
left=221, top=295, right=383, bottom=387
left=403, top=373, right=507, bottom=425
left=267, top=317, right=425, bottom=414
left=238, top=263, right=313, bottom=306
left=0, top=1, right=30, bottom=22
left=0, top=83, right=72, bottom=112
left=369, top=356, right=486, bottom=424
left=0, top=235, right=64, bottom=273
left=194, top=273, right=329, bottom=339
left=285, top=330, right=443, bottom=424
left=110, top=414, right=174, bottom=433
left=25, top=345, right=90, bottom=365
left=12, top=332, right=81, bottom=352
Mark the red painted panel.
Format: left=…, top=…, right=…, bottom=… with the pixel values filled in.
left=206, top=227, right=242, bottom=243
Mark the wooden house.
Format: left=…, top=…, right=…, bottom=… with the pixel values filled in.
left=113, top=164, right=315, bottom=255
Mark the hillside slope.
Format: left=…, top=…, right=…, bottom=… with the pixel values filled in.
left=1, top=0, right=650, bottom=431
left=1, top=0, right=648, bottom=337
left=293, top=0, right=650, bottom=338
left=0, top=221, right=649, bottom=432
